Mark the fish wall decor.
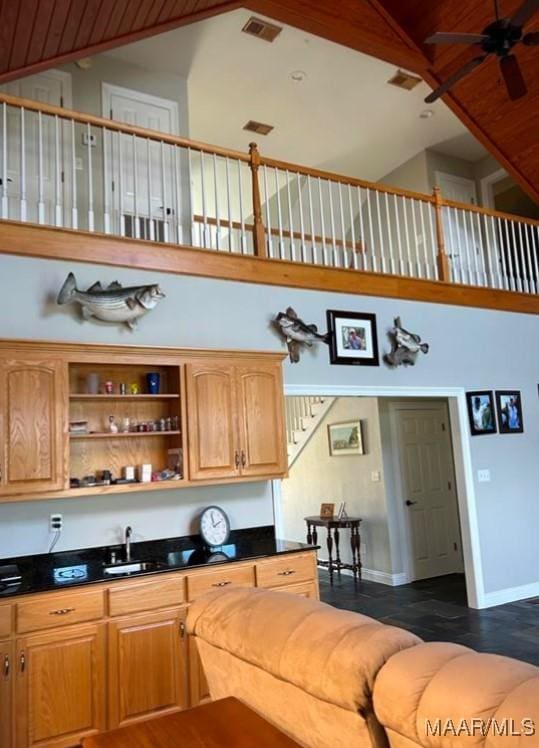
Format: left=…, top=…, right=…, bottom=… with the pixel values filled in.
left=384, top=317, right=429, bottom=367
left=274, top=307, right=329, bottom=363
left=57, top=273, right=165, bottom=330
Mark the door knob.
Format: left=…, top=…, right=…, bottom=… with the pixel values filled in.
left=405, top=500, right=418, bottom=506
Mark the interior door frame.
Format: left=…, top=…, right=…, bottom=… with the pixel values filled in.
left=101, top=82, right=179, bottom=133
left=480, top=168, right=508, bottom=210
left=275, top=385, right=484, bottom=609
left=387, top=399, right=464, bottom=584
left=435, top=171, right=478, bottom=205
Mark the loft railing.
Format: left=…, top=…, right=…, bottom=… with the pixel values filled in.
left=0, top=91, right=538, bottom=295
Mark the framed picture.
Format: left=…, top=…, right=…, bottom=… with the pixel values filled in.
left=466, top=391, right=497, bottom=435
left=495, top=390, right=524, bottom=434
left=328, top=420, right=364, bottom=456
left=320, top=503, right=335, bottom=518
left=326, top=310, right=379, bottom=366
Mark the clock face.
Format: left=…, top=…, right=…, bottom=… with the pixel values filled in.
left=200, top=506, right=230, bottom=548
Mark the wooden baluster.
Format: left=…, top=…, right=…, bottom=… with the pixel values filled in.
left=433, top=187, right=451, bottom=282
left=248, top=142, right=267, bottom=258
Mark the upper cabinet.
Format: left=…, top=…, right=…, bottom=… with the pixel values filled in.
left=186, top=359, right=287, bottom=482
left=0, top=357, right=67, bottom=496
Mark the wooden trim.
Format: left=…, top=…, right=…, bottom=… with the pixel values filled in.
left=1, top=220, right=537, bottom=316
left=433, top=187, right=450, bottom=283
left=0, top=92, right=250, bottom=161
left=192, top=215, right=366, bottom=253
left=249, top=142, right=268, bottom=259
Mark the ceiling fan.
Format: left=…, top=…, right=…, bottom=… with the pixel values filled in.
left=424, top=0, right=539, bottom=103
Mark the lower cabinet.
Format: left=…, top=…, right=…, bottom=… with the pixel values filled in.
left=15, top=623, right=106, bottom=748
left=1, top=641, right=13, bottom=748
left=108, top=608, right=188, bottom=728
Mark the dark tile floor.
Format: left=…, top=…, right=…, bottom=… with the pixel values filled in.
left=319, top=571, right=539, bottom=666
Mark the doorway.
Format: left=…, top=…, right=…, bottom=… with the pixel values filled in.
left=275, top=386, right=483, bottom=609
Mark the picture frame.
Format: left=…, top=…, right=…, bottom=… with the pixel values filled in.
left=326, top=310, right=379, bottom=366
left=328, top=420, right=364, bottom=456
left=466, top=391, right=497, bottom=436
left=495, top=390, right=524, bottom=434
left=320, top=503, right=335, bottom=519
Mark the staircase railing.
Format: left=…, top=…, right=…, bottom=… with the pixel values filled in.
left=0, top=91, right=537, bottom=295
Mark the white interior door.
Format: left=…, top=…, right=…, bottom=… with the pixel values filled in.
left=102, top=83, right=179, bottom=239
left=0, top=71, right=71, bottom=224
left=395, top=404, right=463, bottom=581
left=436, top=172, right=479, bottom=280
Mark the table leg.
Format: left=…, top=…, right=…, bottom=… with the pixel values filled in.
left=350, top=527, right=358, bottom=583
left=334, top=526, right=341, bottom=578
left=351, top=527, right=361, bottom=581
left=326, top=527, right=334, bottom=585
left=312, top=527, right=318, bottom=546
left=306, top=523, right=312, bottom=545
left=356, top=530, right=362, bottom=581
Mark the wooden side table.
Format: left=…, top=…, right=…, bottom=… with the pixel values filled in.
left=305, top=515, right=362, bottom=585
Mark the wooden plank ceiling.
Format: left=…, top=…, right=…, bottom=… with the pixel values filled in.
left=0, top=0, right=537, bottom=201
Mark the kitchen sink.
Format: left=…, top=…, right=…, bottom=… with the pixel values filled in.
left=103, top=561, right=164, bottom=576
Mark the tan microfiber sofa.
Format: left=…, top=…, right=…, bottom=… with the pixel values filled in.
left=187, top=587, right=539, bottom=748
left=187, top=586, right=421, bottom=748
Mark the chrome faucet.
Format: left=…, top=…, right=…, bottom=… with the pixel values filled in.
left=124, top=526, right=133, bottom=562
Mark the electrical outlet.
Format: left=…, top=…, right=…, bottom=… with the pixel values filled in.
left=371, top=470, right=381, bottom=483
left=75, top=157, right=83, bottom=170
left=50, top=514, right=63, bottom=532
left=81, top=132, right=96, bottom=147
left=477, top=469, right=491, bottom=483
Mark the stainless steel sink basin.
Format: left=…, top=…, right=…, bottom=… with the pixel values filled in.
left=103, top=561, right=163, bottom=576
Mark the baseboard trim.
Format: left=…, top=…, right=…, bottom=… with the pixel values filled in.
left=482, top=581, right=539, bottom=607
left=320, top=565, right=408, bottom=587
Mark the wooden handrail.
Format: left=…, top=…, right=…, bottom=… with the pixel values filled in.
left=439, top=196, right=539, bottom=227
left=192, top=215, right=366, bottom=253
left=0, top=92, right=250, bottom=162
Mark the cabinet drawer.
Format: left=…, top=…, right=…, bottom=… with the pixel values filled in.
left=0, top=604, right=12, bottom=638
left=272, top=580, right=318, bottom=599
left=16, top=588, right=105, bottom=633
left=256, top=553, right=315, bottom=588
left=109, top=574, right=186, bottom=616
left=187, top=564, right=255, bottom=601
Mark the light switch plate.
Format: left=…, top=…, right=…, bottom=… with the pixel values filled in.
left=477, top=469, right=491, bottom=483
left=371, top=470, right=381, bottom=483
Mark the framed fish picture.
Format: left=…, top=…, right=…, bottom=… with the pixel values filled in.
left=326, top=310, right=379, bottom=366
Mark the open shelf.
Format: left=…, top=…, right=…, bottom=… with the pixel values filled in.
left=69, top=431, right=180, bottom=439
left=70, top=394, right=179, bottom=400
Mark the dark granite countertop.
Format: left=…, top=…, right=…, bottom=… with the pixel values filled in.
left=0, top=526, right=318, bottom=599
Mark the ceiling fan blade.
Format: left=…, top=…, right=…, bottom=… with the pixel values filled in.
left=500, top=54, right=527, bottom=99
left=510, top=0, right=539, bottom=27
left=424, top=32, right=489, bottom=45
left=424, top=55, right=487, bottom=103
left=522, top=31, right=539, bottom=44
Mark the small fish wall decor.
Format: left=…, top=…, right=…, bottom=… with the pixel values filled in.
left=274, top=306, right=329, bottom=363
left=57, top=273, right=165, bottom=330
left=384, top=316, right=429, bottom=367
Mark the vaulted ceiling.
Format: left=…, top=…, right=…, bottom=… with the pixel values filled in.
left=0, top=0, right=537, bottom=201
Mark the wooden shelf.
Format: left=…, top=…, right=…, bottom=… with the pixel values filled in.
left=69, top=431, right=181, bottom=439
left=69, top=394, right=179, bottom=400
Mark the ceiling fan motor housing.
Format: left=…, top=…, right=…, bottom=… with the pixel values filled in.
left=481, top=19, right=523, bottom=55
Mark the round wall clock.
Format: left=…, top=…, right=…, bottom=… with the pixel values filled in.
left=199, top=506, right=231, bottom=548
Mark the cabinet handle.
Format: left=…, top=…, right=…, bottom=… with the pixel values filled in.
left=179, top=621, right=185, bottom=639
left=241, top=450, right=246, bottom=468
left=212, top=580, right=231, bottom=587
left=278, top=569, right=296, bottom=576
left=48, top=607, right=75, bottom=616
left=234, top=451, right=240, bottom=469
left=20, top=653, right=25, bottom=673
left=3, top=654, right=9, bottom=678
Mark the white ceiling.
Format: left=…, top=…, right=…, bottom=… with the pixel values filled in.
left=105, top=8, right=488, bottom=183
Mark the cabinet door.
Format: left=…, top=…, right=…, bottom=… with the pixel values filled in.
left=185, top=363, right=239, bottom=480
left=0, top=358, right=67, bottom=495
left=108, top=608, right=188, bottom=728
left=1, top=641, right=13, bottom=748
left=188, top=635, right=211, bottom=708
left=15, top=623, right=106, bottom=748
left=237, top=362, right=287, bottom=478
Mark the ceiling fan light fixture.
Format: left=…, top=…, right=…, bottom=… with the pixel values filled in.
left=419, top=109, right=435, bottom=119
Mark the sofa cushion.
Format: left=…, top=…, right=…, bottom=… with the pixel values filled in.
left=373, top=642, right=539, bottom=746
left=187, top=586, right=421, bottom=713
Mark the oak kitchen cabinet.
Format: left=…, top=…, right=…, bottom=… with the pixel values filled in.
left=0, top=356, right=67, bottom=497
left=0, top=341, right=287, bottom=504
left=186, top=360, right=287, bottom=481
left=0, top=550, right=319, bottom=747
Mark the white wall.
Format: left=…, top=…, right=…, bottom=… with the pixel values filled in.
left=0, top=253, right=537, bottom=603
left=281, top=397, right=391, bottom=574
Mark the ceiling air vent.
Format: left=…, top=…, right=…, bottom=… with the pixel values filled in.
left=242, top=17, right=282, bottom=42
left=243, top=120, right=274, bottom=136
left=387, top=69, right=422, bottom=91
